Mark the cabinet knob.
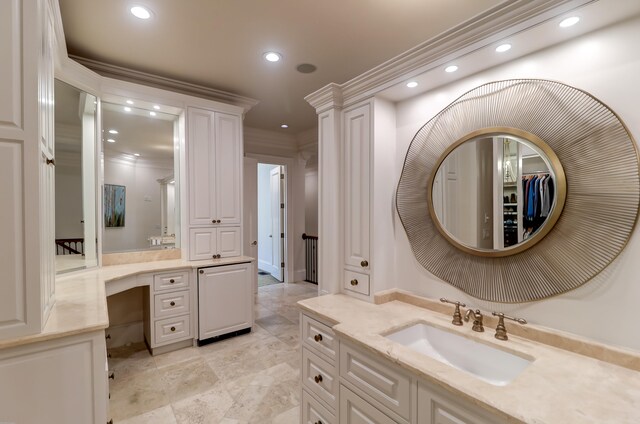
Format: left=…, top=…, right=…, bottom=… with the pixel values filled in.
left=314, top=374, right=323, bottom=384
left=212, top=219, right=216, bottom=224
left=105, top=334, right=111, bottom=340
left=314, top=334, right=323, bottom=342
left=169, top=279, right=175, bottom=284
left=199, top=269, right=204, bottom=274
left=360, top=260, right=369, bottom=268
left=46, top=158, right=55, bottom=166
left=170, top=326, right=176, bottom=332
left=315, top=422, right=322, bottom=424
left=217, top=219, right=221, bottom=223
left=109, top=372, right=115, bottom=380
left=350, top=279, right=358, bottom=286
left=170, top=301, right=176, bottom=307
left=108, top=420, right=113, bottom=424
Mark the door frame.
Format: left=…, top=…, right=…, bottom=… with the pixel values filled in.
left=247, top=153, right=294, bottom=284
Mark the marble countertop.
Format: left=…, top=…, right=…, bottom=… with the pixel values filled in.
left=298, top=294, right=640, bottom=424
left=0, top=256, right=254, bottom=350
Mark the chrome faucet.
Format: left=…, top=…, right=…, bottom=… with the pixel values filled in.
left=464, top=309, right=484, bottom=332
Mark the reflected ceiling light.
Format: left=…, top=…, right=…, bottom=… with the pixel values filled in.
left=406, top=81, right=418, bottom=88
left=281, top=124, right=288, bottom=128
left=149, top=111, right=157, bottom=116
left=108, top=129, right=119, bottom=134
left=445, top=65, right=458, bottom=73
left=126, top=100, right=134, bottom=105
left=153, top=105, right=160, bottom=110
left=130, top=6, right=152, bottom=20
left=124, top=106, right=132, bottom=112
left=559, top=16, right=580, bottom=28
left=107, top=139, right=116, bottom=143
left=264, top=52, right=281, bottom=62
left=496, top=43, right=512, bottom=53
left=133, top=153, right=141, bottom=157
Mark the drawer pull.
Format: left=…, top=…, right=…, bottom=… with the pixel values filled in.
left=109, top=372, right=115, bottom=380
left=108, top=420, right=113, bottom=424
left=169, top=279, right=175, bottom=284
left=315, top=421, right=323, bottom=424
left=361, top=260, right=369, bottom=267
left=350, top=279, right=358, bottom=286
left=314, top=374, right=323, bottom=384
left=170, top=326, right=176, bottom=332
left=170, top=301, right=176, bottom=307
left=314, top=334, right=323, bottom=342
left=105, top=334, right=111, bottom=340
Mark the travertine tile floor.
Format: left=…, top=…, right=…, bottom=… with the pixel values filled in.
left=109, top=281, right=318, bottom=423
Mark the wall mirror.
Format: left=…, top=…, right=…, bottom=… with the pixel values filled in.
left=396, top=79, right=640, bottom=303
left=431, top=129, right=566, bottom=257
left=54, top=79, right=98, bottom=273
left=102, top=102, right=181, bottom=253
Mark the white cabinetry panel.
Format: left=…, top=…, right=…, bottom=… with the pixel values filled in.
left=214, top=113, right=241, bottom=225
left=218, top=226, right=241, bottom=257
left=302, top=389, right=336, bottom=424
left=343, top=103, right=371, bottom=271
left=0, top=0, right=22, bottom=131
left=190, top=227, right=218, bottom=260
left=302, top=347, right=338, bottom=410
left=418, top=381, right=505, bottom=424
left=188, top=108, right=216, bottom=225
left=198, top=263, right=252, bottom=340
left=340, top=384, right=397, bottom=424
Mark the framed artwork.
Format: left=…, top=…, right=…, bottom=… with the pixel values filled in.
left=104, top=184, right=126, bottom=227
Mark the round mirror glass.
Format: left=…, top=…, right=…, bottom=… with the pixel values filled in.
left=430, top=130, right=566, bottom=257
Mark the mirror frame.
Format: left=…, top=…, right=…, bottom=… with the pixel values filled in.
left=428, top=127, right=567, bottom=258
left=396, top=79, right=640, bottom=303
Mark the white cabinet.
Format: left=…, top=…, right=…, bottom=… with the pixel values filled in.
left=198, top=262, right=253, bottom=340
left=187, top=108, right=242, bottom=226
left=0, top=0, right=56, bottom=339
left=418, top=381, right=505, bottom=424
left=189, top=227, right=241, bottom=260
left=340, top=384, right=398, bottom=424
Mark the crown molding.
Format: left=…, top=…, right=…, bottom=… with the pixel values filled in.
left=244, top=126, right=298, bottom=156
left=69, top=55, right=259, bottom=114
left=305, top=0, right=595, bottom=110
left=296, top=127, right=318, bottom=152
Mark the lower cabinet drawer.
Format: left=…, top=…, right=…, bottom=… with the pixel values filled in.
left=154, top=290, right=190, bottom=319
left=302, top=389, right=336, bottom=424
left=340, top=342, right=412, bottom=421
left=302, top=313, right=337, bottom=361
left=302, top=348, right=338, bottom=411
left=344, top=269, right=370, bottom=296
left=340, top=384, right=397, bottom=424
left=154, top=314, right=191, bottom=346
left=153, top=271, right=189, bottom=291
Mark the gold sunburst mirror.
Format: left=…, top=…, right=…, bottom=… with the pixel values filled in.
left=396, top=79, right=640, bottom=303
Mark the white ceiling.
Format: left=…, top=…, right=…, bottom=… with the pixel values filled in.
left=57, top=0, right=502, bottom=133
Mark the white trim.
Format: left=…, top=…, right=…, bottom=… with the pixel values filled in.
left=294, top=269, right=307, bottom=283
left=244, top=126, right=298, bottom=156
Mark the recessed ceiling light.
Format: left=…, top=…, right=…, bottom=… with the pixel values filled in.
left=133, top=153, right=141, bottom=157
left=406, top=81, right=418, bottom=88
left=559, top=16, right=580, bottom=28
left=107, top=139, right=116, bottom=143
left=126, top=100, right=134, bottom=105
left=264, top=52, right=281, bottom=62
left=130, top=6, right=152, bottom=20
left=495, top=43, right=512, bottom=53
left=281, top=124, right=289, bottom=129
left=124, top=107, right=132, bottom=112
left=108, top=129, right=119, bottom=134
left=153, top=105, right=160, bottom=110
left=445, top=65, right=458, bottom=73
left=149, top=111, right=157, bottom=116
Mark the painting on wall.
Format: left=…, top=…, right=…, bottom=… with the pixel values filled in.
left=104, top=184, right=126, bottom=228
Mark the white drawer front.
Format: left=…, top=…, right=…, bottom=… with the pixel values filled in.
left=344, top=270, right=370, bottom=296
left=302, top=314, right=337, bottom=362
left=340, top=343, right=411, bottom=421
left=153, top=271, right=189, bottom=292
left=303, top=348, right=338, bottom=411
left=154, top=314, right=191, bottom=346
left=302, top=389, right=336, bottom=424
left=340, top=384, right=397, bottom=424
left=154, top=290, right=190, bottom=319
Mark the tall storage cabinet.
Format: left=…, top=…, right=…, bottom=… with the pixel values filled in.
left=187, top=107, right=243, bottom=261
left=0, top=0, right=56, bottom=339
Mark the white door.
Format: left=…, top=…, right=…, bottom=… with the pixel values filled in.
left=243, top=157, right=258, bottom=293
left=270, top=166, right=282, bottom=280
left=214, top=112, right=242, bottom=225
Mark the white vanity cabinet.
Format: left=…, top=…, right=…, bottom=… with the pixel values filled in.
left=189, top=226, right=242, bottom=260
left=197, top=262, right=253, bottom=340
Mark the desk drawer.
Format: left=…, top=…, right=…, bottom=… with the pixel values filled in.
left=154, top=314, right=191, bottom=346
left=344, top=270, right=370, bottom=296
left=153, top=271, right=189, bottom=292
left=303, top=348, right=338, bottom=411
left=302, top=314, right=337, bottom=362
left=154, top=290, right=190, bottom=319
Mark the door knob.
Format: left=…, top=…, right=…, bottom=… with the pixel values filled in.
left=251, top=241, right=257, bottom=246
left=268, top=234, right=272, bottom=238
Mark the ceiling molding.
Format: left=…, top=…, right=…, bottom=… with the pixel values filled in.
left=306, top=0, right=595, bottom=110
left=296, top=128, right=318, bottom=152
left=70, top=55, right=260, bottom=114
left=244, top=126, right=298, bottom=156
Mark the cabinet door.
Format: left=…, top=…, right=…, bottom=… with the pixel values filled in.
left=418, top=381, right=504, bottom=424
left=188, top=108, right=216, bottom=225
left=217, top=226, right=241, bottom=257
left=198, top=263, right=252, bottom=340
left=214, top=112, right=242, bottom=225
left=189, top=228, right=218, bottom=260
left=340, top=384, right=397, bottom=424
left=343, top=103, right=371, bottom=272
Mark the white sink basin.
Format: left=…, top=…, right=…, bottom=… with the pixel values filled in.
left=385, top=323, right=532, bottom=386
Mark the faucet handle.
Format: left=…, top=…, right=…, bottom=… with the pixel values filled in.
left=440, top=298, right=466, bottom=326
left=492, top=312, right=527, bottom=341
